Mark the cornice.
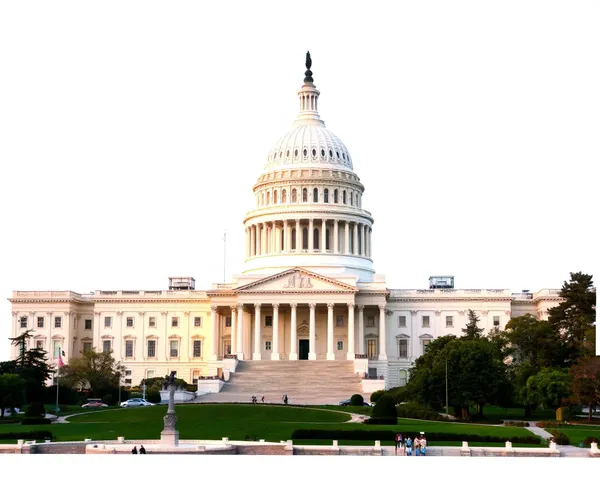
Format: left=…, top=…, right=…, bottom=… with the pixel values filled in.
left=388, top=297, right=513, bottom=303
left=234, top=289, right=357, bottom=296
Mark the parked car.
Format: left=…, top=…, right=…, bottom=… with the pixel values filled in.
left=81, top=401, right=108, bottom=408
left=338, top=399, right=372, bottom=407
left=120, top=398, right=155, bottom=408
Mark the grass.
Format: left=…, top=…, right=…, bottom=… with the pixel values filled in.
left=549, top=424, right=600, bottom=446
left=465, top=405, right=557, bottom=423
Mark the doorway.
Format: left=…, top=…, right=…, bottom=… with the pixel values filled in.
left=367, top=339, right=377, bottom=359
left=298, top=339, right=309, bottom=360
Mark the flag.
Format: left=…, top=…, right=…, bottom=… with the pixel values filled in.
left=58, top=351, right=64, bottom=368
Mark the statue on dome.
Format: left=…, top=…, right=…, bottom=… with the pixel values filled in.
left=304, top=51, right=313, bottom=83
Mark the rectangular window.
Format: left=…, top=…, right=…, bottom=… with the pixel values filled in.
left=194, top=317, right=202, bottom=327
left=37, top=317, right=44, bottom=328
left=125, top=340, right=134, bottom=358
left=366, top=316, right=375, bottom=327
left=398, top=315, right=406, bottom=327
left=398, top=339, right=408, bottom=358
left=36, top=340, right=44, bottom=350
left=104, top=317, right=112, bottom=328
left=53, top=340, right=61, bottom=358
left=124, top=379, right=132, bottom=385
left=103, top=340, right=111, bottom=353
left=85, top=319, right=92, bottom=330
left=265, top=341, right=271, bottom=351
left=19, top=316, right=28, bottom=328
left=171, top=317, right=179, bottom=327
left=146, top=370, right=155, bottom=379
left=54, top=317, right=62, bottom=328
left=225, top=316, right=232, bottom=327
left=126, top=317, right=134, bottom=327
left=337, top=340, right=344, bottom=351
left=149, top=317, right=156, bottom=328
left=422, top=316, right=430, bottom=328
left=399, top=370, right=408, bottom=387
left=265, top=316, right=273, bottom=327
left=83, top=342, right=92, bottom=352
left=147, top=340, right=156, bottom=358
left=170, top=340, right=179, bottom=357
left=193, top=340, right=202, bottom=358
left=446, top=316, right=453, bottom=327
left=422, top=339, right=431, bottom=354
left=125, top=370, right=132, bottom=376
left=493, top=316, right=500, bottom=327
left=336, top=316, right=344, bottom=327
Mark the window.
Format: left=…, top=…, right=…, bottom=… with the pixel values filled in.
left=302, top=227, right=309, bottom=249
left=265, top=341, right=271, bottom=351
left=398, top=339, right=408, bottom=358
left=193, top=340, right=202, bottom=358
left=399, top=370, right=408, bottom=387
left=19, top=316, right=27, bottom=328
left=125, top=370, right=132, bottom=376
left=291, top=189, right=297, bottom=203
left=54, top=317, right=62, bottom=328
left=266, top=191, right=270, bottom=204
left=147, top=340, right=156, bottom=358
left=313, top=228, right=319, bottom=249
left=334, top=189, right=339, bottom=203
left=493, top=316, right=500, bottom=327
left=126, top=317, right=134, bottom=327
left=194, top=317, right=202, bottom=327
left=124, top=379, right=132, bottom=385
left=422, top=316, right=430, bottom=328
left=37, top=317, right=44, bottom=328
left=350, top=192, right=353, bottom=205
left=149, top=317, right=156, bottom=328
left=225, top=316, right=232, bottom=327
left=83, top=342, right=92, bottom=352
left=324, top=188, right=329, bottom=203
left=343, top=190, right=347, bottom=204
left=169, top=340, right=179, bottom=357
left=336, top=316, right=344, bottom=327
left=146, top=370, right=155, bottom=379
left=337, top=340, right=344, bottom=351
left=313, top=188, right=318, bottom=202
left=273, top=190, right=278, bottom=204
left=265, top=316, right=273, bottom=327
left=398, top=315, right=406, bottom=327
left=103, top=340, right=111, bottom=353
left=366, top=316, right=375, bottom=327
left=171, top=317, right=179, bottom=327
left=422, top=339, right=431, bottom=354
left=302, top=188, right=308, bottom=202
left=85, top=319, right=92, bottom=330
left=446, top=316, right=453, bottom=327
left=125, top=340, right=134, bottom=358
left=53, top=340, right=61, bottom=358
left=104, top=317, right=112, bottom=328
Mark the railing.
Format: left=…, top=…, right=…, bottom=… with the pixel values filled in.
left=390, top=289, right=511, bottom=297
left=354, top=353, right=367, bottom=359
left=224, top=354, right=238, bottom=359
left=511, top=293, right=533, bottom=299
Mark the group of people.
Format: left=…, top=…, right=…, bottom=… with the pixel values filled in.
left=131, top=445, right=146, bottom=454
left=251, top=395, right=265, bottom=404
left=395, top=433, right=427, bottom=456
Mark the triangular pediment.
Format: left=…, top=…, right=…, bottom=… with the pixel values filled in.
left=234, top=268, right=358, bottom=293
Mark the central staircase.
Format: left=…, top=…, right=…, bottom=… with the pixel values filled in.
left=195, top=360, right=363, bottom=405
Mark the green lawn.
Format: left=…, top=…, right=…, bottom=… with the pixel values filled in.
left=550, top=424, right=600, bottom=446
left=465, top=405, right=557, bottom=423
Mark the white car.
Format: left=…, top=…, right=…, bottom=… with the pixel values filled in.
left=120, top=398, right=155, bottom=408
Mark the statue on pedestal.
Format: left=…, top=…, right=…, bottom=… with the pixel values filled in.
left=160, top=371, right=179, bottom=445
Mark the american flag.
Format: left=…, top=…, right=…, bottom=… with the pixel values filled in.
left=58, top=350, right=65, bottom=368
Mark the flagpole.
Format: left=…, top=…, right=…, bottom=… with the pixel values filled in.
left=223, top=229, right=226, bottom=282
left=55, top=362, right=60, bottom=414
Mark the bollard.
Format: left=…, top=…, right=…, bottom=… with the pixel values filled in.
left=17, top=440, right=24, bottom=446
left=259, top=439, right=265, bottom=443
left=374, top=440, right=381, bottom=447
left=222, top=437, right=229, bottom=444
left=117, top=437, right=125, bottom=443
left=84, top=438, right=92, bottom=442
left=333, top=440, right=338, bottom=447
left=462, top=441, right=469, bottom=448
left=590, top=442, right=599, bottom=451
left=45, top=440, right=51, bottom=443
left=505, top=441, right=512, bottom=449
left=549, top=441, right=557, bottom=450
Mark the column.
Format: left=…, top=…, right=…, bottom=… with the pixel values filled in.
left=230, top=306, right=237, bottom=355
left=210, top=306, right=218, bottom=360
left=250, top=225, right=256, bottom=257
left=261, top=224, right=267, bottom=255
left=357, top=306, right=365, bottom=355
left=334, top=220, right=339, bottom=254
left=347, top=303, right=355, bottom=360
left=362, top=224, right=367, bottom=256
left=308, top=219, right=314, bottom=251
left=271, top=304, right=280, bottom=360
left=353, top=222, right=358, bottom=255
left=284, top=220, right=290, bottom=252
left=344, top=222, right=350, bottom=254
left=295, top=219, right=300, bottom=251
left=327, top=303, right=335, bottom=360
left=289, top=303, right=298, bottom=360
left=236, top=304, right=244, bottom=360
left=253, top=304, right=262, bottom=360
left=308, top=303, right=317, bottom=360
left=378, top=304, right=387, bottom=360
left=364, top=226, right=369, bottom=258
left=321, top=219, right=327, bottom=253
left=257, top=224, right=262, bottom=255
left=368, top=228, right=372, bottom=257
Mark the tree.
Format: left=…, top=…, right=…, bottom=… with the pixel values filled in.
left=568, top=357, right=600, bottom=421
left=462, top=310, right=484, bottom=340
left=525, top=368, right=571, bottom=417
left=9, top=330, right=34, bottom=366
left=61, top=349, right=124, bottom=397
left=0, top=374, right=26, bottom=418
left=548, top=272, right=596, bottom=365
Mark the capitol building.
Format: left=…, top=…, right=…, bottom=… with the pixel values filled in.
left=8, top=55, right=562, bottom=397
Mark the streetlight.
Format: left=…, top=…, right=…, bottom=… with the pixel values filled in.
left=445, top=355, right=449, bottom=416
left=118, top=373, right=122, bottom=405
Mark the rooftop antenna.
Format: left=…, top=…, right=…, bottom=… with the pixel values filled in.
left=223, top=229, right=226, bottom=282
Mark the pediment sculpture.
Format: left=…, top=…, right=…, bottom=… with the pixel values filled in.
left=283, top=271, right=313, bottom=288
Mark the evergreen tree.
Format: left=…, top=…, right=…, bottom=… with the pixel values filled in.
left=461, top=310, right=484, bottom=339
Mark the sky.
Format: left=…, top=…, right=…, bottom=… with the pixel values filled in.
left=0, top=1, right=598, bottom=362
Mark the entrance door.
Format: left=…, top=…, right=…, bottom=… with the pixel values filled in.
left=367, top=339, right=378, bottom=359
left=298, top=339, right=309, bottom=360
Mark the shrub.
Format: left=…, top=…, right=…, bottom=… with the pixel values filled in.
left=0, top=418, right=22, bottom=424
left=146, top=389, right=161, bottom=404
left=536, top=421, right=565, bottom=428
left=550, top=430, right=570, bottom=445
left=387, top=386, right=409, bottom=404
left=372, top=394, right=397, bottom=419
left=396, top=402, right=444, bottom=421
left=186, top=384, right=197, bottom=393
left=503, top=421, right=529, bottom=427
left=582, top=436, right=600, bottom=447
left=102, top=394, right=114, bottom=406
left=21, top=418, right=52, bottom=425
left=25, top=402, right=45, bottom=418
left=363, top=417, right=398, bottom=425
left=0, top=431, right=53, bottom=440
left=370, top=390, right=386, bottom=403
left=350, top=394, right=364, bottom=406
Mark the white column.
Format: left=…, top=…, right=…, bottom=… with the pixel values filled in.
left=210, top=305, right=218, bottom=360
left=295, top=219, right=300, bottom=251
left=364, top=226, right=369, bottom=258
left=308, top=303, right=316, bottom=360
left=289, top=303, right=298, bottom=360
left=230, top=306, right=237, bottom=355
left=347, top=303, right=355, bottom=360
left=334, top=220, right=339, bottom=254
left=253, top=303, right=262, bottom=360
left=368, top=228, right=372, bottom=257
left=353, top=223, right=358, bottom=255
left=308, top=219, right=314, bottom=251
left=321, top=219, right=327, bottom=253
left=326, top=303, right=335, bottom=360
left=344, top=222, right=350, bottom=254
left=257, top=224, right=262, bottom=255
left=271, top=303, right=280, bottom=360
left=362, top=224, right=367, bottom=256
left=378, top=303, right=387, bottom=360
left=358, top=306, right=365, bottom=355
left=236, top=304, right=244, bottom=360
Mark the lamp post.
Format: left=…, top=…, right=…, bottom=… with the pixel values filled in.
left=118, top=374, right=122, bottom=405
left=445, top=355, right=449, bottom=416
left=142, top=381, right=146, bottom=401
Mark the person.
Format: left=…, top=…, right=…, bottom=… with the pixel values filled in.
left=420, top=435, right=427, bottom=456
left=395, top=433, right=403, bottom=455
left=406, top=436, right=413, bottom=456
left=131, top=446, right=138, bottom=454
left=261, top=395, right=265, bottom=403
left=414, top=436, right=421, bottom=456
left=139, top=445, right=146, bottom=454
left=283, top=394, right=288, bottom=405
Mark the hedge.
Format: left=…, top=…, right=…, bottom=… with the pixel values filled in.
left=0, top=418, right=22, bottom=424
left=0, top=431, right=53, bottom=440
left=396, top=402, right=446, bottom=421
left=363, top=417, right=398, bottom=425
left=583, top=436, right=600, bottom=447
left=290, top=429, right=541, bottom=445
left=549, top=430, right=570, bottom=445
left=21, top=418, right=52, bottom=425
left=503, top=421, right=529, bottom=427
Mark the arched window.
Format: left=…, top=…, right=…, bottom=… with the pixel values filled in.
left=350, top=192, right=353, bottom=206
left=291, top=189, right=297, bottom=203
left=262, top=193, right=265, bottom=206
left=324, top=188, right=329, bottom=203
left=302, top=188, right=308, bottom=202
left=313, top=228, right=319, bottom=250
left=281, top=189, right=287, bottom=204
left=325, top=228, right=330, bottom=250
left=273, top=190, right=278, bottom=204
left=266, top=191, right=270, bottom=205
left=343, top=190, right=347, bottom=204
left=313, top=188, right=318, bottom=203
left=292, top=228, right=297, bottom=250
left=302, top=227, right=309, bottom=249
left=334, top=189, right=338, bottom=203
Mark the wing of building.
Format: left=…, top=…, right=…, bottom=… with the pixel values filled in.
left=8, top=54, right=563, bottom=396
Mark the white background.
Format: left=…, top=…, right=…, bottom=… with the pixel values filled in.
left=1, top=1, right=598, bottom=365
